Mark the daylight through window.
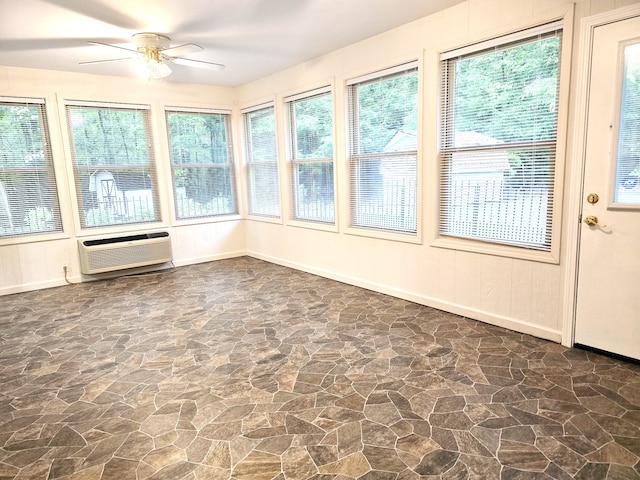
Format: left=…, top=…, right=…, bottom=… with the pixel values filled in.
left=243, top=104, right=280, bottom=218
left=166, top=109, right=237, bottom=220
left=347, top=63, right=419, bottom=235
left=66, top=102, right=160, bottom=229
left=285, top=88, right=335, bottom=224
left=613, top=42, right=640, bottom=205
left=439, top=25, right=562, bottom=251
left=0, top=98, right=63, bottom=238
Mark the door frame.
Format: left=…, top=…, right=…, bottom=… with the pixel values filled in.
left=562, top=3, right=640, bottom=348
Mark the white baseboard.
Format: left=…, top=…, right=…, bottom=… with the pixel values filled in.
left=0, top=278, right=70, bottom=296
left=2, top=250, right=562, bottom=343
left=0, top=251, right=246, bottom=296
left=247, top=251, right=562, bottom=343
left=172, top=250, right=246, bottom=267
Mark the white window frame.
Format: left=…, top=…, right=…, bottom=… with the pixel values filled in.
left=165, top=106, right=239, bottom=223
left=65, top=100, right=162, bottom=231
left=0, top=96, right=64, bottom=242
left=432, top=18, right=572, bottom=263
left=345, top=61, right=422, bottom=244
left=242, top=102, right=282, bottom=222
left=284, top=86, right=337, bottom=230
left=608, top=39, right=640, bottom=210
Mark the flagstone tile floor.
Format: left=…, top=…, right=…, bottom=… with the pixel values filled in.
left=1, top=257, right=639, bottom=479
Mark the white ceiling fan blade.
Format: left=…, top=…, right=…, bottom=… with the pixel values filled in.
left=1, top=37, right=125, bottom=51
left=42, top=0, right=144, bottom=30
left=173, top=57, right=225, bottom=71
left=88, top=41, right=140, bottom=55
left=161, top=43, right=203, bottom=57
left=79, top=57, right=134, bottom=65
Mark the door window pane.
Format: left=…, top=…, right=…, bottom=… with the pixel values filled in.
left=613, top=43, right=640, bottom=205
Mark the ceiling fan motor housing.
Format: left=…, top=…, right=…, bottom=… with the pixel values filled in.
left=133, top=33, right=171, bottom=52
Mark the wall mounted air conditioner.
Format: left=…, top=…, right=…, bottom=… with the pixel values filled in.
left=78, top=231, right=172, bottom=275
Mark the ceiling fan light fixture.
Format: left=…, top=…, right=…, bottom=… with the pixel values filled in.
left=135, top=46, right=172, bottom=79
left=147, top=58, right=172, bottom=79
left=134, top=56, right=171, bottom=79
left=82, top=32, right=224, bottom=79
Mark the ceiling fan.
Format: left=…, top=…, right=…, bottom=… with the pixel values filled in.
left=80, top=32, right=225, bottom=79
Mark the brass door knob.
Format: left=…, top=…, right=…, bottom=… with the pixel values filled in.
left=584, top=215, right=599, bottom=226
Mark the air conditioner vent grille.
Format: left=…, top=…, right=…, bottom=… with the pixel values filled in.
left=78, top=232, right=172, bottom=275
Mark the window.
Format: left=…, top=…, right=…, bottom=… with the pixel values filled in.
left=0, top=98, right=62, bottom=238
left=439, top=24, right=562, bottom=251
left=166, top=108, right=237, bottom=220
left=347, top=63, right=418, bottom=235
left=285, top=88, right=335, bottom=224
left=66, top=102, right=160, bottom=229
left=612, top=42, right=640, bottom=205
left=243, top=104, right=280, bottom=218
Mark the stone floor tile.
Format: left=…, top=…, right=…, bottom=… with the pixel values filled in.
left=0, top=257, right=639, bottom=479
left=231, top=450, right=282, bottom=479
left=414, top=449, right=459, bottom=476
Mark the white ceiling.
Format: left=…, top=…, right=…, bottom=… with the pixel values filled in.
left=0, top=0, right=465, bottom=86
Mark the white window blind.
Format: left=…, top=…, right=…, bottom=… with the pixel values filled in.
left=347, top=63, right=418, bottom=234
left=243, top=104, right=280, bottom=218
left=0, top=98, right=63, bottom=238
left=66, top=102, right=161, bottom=229
left=285, top=88, right=335, bottom=224
left=165, top=109, right=238, bottom=219
left=612, top=42, right=640, bottom=205
left=439, top=26, right=562, bottom=251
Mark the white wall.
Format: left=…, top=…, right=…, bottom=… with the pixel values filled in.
left=0, top=66, right=246, bottom=295
left=1, top=0, right=635, bottom=344
left=236, top=0, right=638, bottom=343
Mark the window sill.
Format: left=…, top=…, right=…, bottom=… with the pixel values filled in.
left=245, top=215, right=283, bottom=225
left=287, top=220, right=338, bottom=234
left=431, top=235, right=559, bottom=264
left=344, top=226, right=421, bottom=245
left=174, top=214, right=243, bottom=227
left=0, top=231, right=69, bottom=246
left=77, top=222, right=169, bottom=239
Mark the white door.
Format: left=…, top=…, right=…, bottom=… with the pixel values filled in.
left=574, top=15, right=640, bottom=361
